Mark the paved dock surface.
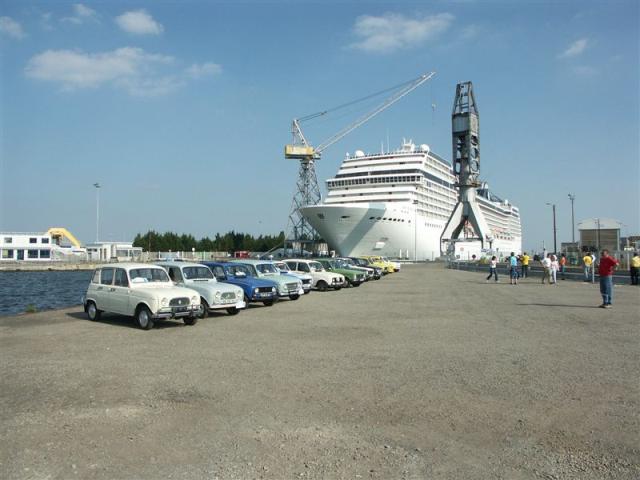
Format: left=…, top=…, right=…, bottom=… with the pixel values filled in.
left=1, top=264, right=638, bottom=479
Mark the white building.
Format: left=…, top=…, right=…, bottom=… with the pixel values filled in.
left=0, top=232, right=86, bottom=262
left=86, top=242, right=142, bottom=262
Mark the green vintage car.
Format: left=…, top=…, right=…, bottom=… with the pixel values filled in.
left=315, top=258, right=365, bottom=287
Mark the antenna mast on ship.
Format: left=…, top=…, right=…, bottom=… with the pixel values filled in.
left=283, top=72, right=436, bottom=255
left=440, top=81, right=492, bottom=255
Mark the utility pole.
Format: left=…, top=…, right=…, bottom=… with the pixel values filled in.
left=93, top=183, right=101, bottom=243
left=568, top=193, right=576, bottom=243
left=546, top=202, right=557, bottom=254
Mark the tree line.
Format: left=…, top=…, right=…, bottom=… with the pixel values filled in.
left=132, top=230, right=285, bottom=253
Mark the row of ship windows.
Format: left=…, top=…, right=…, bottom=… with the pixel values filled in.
left=368, top=216, right=410, bottom=223
left=329, top=176, right=422, bottom=187
left=3, top=237, right=50, bottom=244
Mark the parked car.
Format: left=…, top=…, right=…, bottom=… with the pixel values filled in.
left=202, top=262, right=278, bottom=306
left=272, top=260, right=313, bottom=294
left=380, top=256, right=402, bottom=272
left=83, top=263, right=200, bottom=330
left=360, top=256, right=395, bottom=274
left=346, top=257, right=382, bottom=280
left=315, top=258, right=365, bottom=287
left=285, top=259, right=345, bottom=291
left=230, top=259, right=304, bottom=300
left=157, top=261, right=245, bottom=317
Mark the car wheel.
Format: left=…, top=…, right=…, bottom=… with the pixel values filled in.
left=334, top=285, right=342, bottom=290
left=184, top=316, right=198, bottom=326
left=263, top=300, right=274, bottom=306
left=198, top=298, right=209, bottom=319
left=135, top=306, right=154, bottom=330
left=289, top=294, right=300, bottom=301
left=226, top=307, right=240, bottom=315
left=86, top=301, right=101, bottom=321
left=316, top=280, right=328, bottom=292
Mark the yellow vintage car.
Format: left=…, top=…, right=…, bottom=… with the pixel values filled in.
left=360, top=256, right=396, bottom=274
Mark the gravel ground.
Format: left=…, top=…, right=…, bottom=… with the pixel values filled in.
left=1, top=263, right=638, bottom=479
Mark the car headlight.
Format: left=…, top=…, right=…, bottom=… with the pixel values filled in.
left=237, top=289, right=243, bottom=297
left=191, top=296, right=198, bottom=304
left=161, top=297, right=169, bottom=307
left=215, top=291, right=222, bottom=301
left=271, top=287, right=276, bottom=292
left=254, top=287, right=259, bottom=294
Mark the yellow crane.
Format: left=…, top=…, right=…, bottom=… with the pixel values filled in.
left=47, top=227, right=82, bottom=248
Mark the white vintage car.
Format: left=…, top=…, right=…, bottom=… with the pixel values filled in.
left=285, top=259, right=345, bottom=291
left=157, top=261, right=246, bottom=317
left=272, top=260, right=313, bottom=294
left=83, top=263, right=200, bottom=330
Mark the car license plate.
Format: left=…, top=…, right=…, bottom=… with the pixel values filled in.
left=175, top=306, right=187, bottom=313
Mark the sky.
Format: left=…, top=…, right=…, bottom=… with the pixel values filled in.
left=1, top=0, right=638, bottom=253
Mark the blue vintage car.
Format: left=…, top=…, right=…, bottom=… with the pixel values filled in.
left=201, top=261, right=278, bottom=306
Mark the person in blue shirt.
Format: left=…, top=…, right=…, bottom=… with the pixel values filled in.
left=509, top=252, right=519, bottom=285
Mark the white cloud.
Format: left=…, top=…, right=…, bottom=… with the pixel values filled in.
left=558, top=38, right=588, bottom=58
left=186, top=62, right=222, bottom=79
left=349, top=12, right=454, bottom=54
left=116, top=10, right=163, bottom=35
left=0, top=16, right=26, bottom=39
left=62, top=3, right=98, bottom=25
left=25, top=47, right=177, bottom=96
left=25, top=47, right=221, bottom=97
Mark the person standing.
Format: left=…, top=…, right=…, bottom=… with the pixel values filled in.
left=597, top=250, right=619, bottom=308
left=559, top=253, right=567, bottom=280
left=486, top=256, right=498, bottom=283
left=521, top=252, right=530, bottom=278
left=508, top=252, right=518, bottom=285
left=550, top=254, right=559, bottom=284
left=630, top=252, right=640, bottom=286
left=541, top=254, right=552, bottom=284
left=583, top=252, right=593, bottom=281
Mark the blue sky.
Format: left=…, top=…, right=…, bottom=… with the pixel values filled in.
left=1, top=0, right=638, bottom=253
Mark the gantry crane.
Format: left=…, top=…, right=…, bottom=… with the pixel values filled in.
left=284, top=71, right=436, bottom=252
left=440, top=81, right=492, bottom=254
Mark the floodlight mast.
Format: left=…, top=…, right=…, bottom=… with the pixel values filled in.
left=284, top=72, right=436, bottom=253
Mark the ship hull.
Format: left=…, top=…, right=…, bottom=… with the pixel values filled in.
left=300, top=203, right=445, bottom=261
left=301, top=203, right=522, bottom=261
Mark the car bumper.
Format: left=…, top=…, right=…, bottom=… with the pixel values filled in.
left=209, top=299, right=247, bottom=310
left=155, top=305, right=199, bottom=319
left=250, top=292, right=277, bottom=301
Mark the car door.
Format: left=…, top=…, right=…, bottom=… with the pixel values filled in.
left=97, top=267, right=115, bottom=311
left=110, top=268, right=131, bottom=315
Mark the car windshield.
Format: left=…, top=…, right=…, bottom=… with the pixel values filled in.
left=309, top=262, right=324, bottom=272
left=274, top=262, right=289, bottom=272
left=130, top=268, right=170, bottom=283
left=256, top=263, right=278, bottom=274
left=226, top=264, right=252, bottom=276
left=182, top=266, right=213, bottom=280
left=342, top=258, right=356, bottom=266
left=333, top=259, right=348, bottom=268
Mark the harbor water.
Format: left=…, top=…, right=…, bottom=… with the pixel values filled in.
left=0, top=270, right=92, bottom=316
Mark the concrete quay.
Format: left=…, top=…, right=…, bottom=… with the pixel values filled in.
left=1, top=264, right=638, bottom=479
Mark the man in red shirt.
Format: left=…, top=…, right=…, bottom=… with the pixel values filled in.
left=598, top=249, right=619, bottom=308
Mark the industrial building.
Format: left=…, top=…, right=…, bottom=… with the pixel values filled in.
left=577, top=218, right=621, bottom=253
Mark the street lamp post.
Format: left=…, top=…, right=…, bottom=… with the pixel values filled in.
left=546, top=202, right=557, bottom=254
left=413, top=199, right=419, bottom=262
left=568, top=193, right=575, bottom=244
left=93, top=183, right=101, bottom=242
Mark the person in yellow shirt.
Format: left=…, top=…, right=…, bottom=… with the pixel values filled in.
left=630, top=251, right=640, bottom=285
left=520, top=252, right=530, bottom=278
left=583, top=252, right=593, bottom=281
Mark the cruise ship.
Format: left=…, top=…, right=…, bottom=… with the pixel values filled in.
left=300, top=140, right=522, bottom=260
